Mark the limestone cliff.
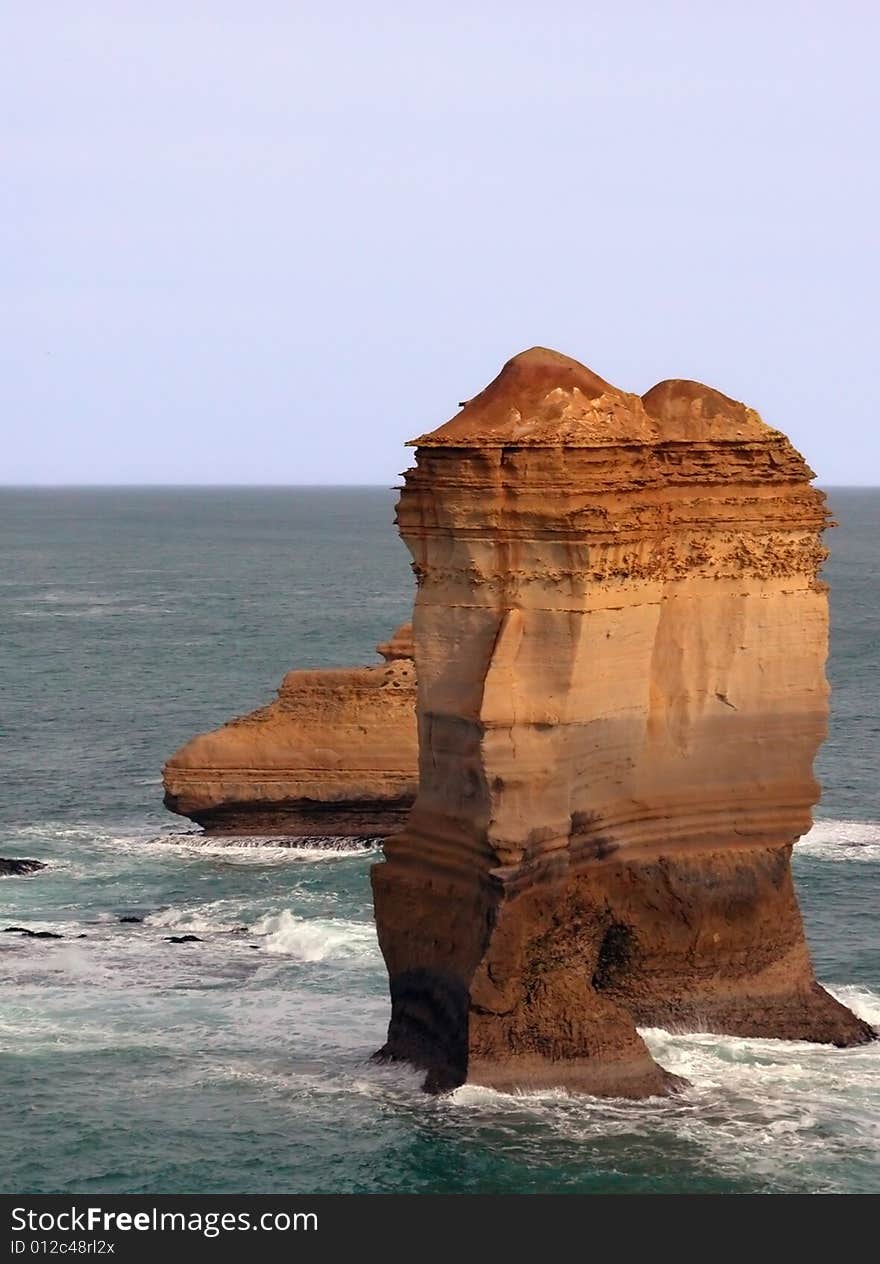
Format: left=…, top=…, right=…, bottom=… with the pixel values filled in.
left=163, top=625, right=417, bottom=836
left=372, top=347, right=873, bottom=1096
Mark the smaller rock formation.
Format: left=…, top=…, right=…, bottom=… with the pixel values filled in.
left=163, top=625, right=418, bottom=836
left=0, top=858, right=46, bottom=876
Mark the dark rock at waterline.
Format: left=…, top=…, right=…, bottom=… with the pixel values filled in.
left=3, top=926, right=63, bottom=939
left=118, top=916, right=143, bottom=924
left=0, top=858, right=47, bottom=876
left=165, top=934, right=202, bottom=943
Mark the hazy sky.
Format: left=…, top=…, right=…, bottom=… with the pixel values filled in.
left=3, top=3, right=878, bottom=484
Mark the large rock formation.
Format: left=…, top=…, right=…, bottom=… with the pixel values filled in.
left=163, top=626, right=418, bottom=835
left=372, top=347, right=873, bottom=1097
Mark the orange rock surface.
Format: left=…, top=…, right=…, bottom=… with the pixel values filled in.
left=371, top=348, right=873, bottom=1095
left=163, top=625, right=417, bottom=836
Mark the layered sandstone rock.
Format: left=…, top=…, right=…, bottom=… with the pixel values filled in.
left=372, top=347, right=873, bottom=1096
left=163, top=625, right=418, bottom=835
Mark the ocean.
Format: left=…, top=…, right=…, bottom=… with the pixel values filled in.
left=1, top=486, right=877, bottom=1195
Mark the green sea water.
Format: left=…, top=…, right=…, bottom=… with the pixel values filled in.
left=1, top=487, right=877, bottom=1194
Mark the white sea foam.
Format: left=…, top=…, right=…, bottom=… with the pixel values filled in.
left=6, top=820, right=376, bottom=868
left=796, top=818, right=880, bottom=863
left=8, top=821, right=168, bottom=848
left=148, top=837, right=377, bottom=866
left=251, top=910, right=379, bottom=963
left=19, top=604, right=174, bottom=619
left=29, top=589, right=104, bottom=604
left=176, top=834, right=375, bottom=854
left=440, top=983, right=880, bottom=1191
left=145, top=901, right=248, bottom=935
left=17, top=815, right=876, bottom=865
left=828, top=983, right=880, bottom=1028
left=11, top=823, right=110, bottom=840
left=18, top=586, right=174, bottom=617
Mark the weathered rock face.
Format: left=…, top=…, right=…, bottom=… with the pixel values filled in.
left=372, top=347, right=873, bottom=1097
left=163, top=625, right=418, bottom=836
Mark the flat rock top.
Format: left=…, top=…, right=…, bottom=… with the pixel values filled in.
left=412, top=348, right=770, bottom=449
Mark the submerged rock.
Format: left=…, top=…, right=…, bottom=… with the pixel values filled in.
left=3, top=926, right=63, bottom=939
left=162, top=625, right=418, bottom=837
left=0, top=858, right=46, bottom=876
left=372, top=347, right=873, bottom=1099
left=118, top=916, right=143, bottom=924
left=165, top=934, right=202, bottom=944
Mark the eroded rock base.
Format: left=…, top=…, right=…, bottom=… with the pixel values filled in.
left=163, top=795, right=414, bottom=838
left=372, top=843, right=873, bottom=1096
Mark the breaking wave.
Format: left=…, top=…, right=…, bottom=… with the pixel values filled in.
left=797, top=819, right=880, bottom=863
left=250, top=910, right=379, bottom=963
left=168, top=835, right=378, bottom=859
left=3, top=820, right=379, bottom=870
left=145, top=901, right=248, bottom=935
left=440, top=983, right=880, bottom=1192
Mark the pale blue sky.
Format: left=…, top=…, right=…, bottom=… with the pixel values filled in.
left=3, top=3, right=878, bottom=484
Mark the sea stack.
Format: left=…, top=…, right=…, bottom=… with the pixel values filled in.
left=371, top=347, right=872, bottom=1097
left=163, top=625, right=418, bottom=836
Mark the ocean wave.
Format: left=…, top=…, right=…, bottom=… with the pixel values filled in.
left=143, top=838, right=378, bottom=868
left=5, top=820, right=377, bottom=867
left=827, top=983, right=880, bottom=1028
left=10, top=823, right=115, bottom=840
left=145, top=901, right=249, bottom=935
left=15, top=814, right=877, bottom=865
left=165, top=835, right=378, bottom=859
left=797, top=819, right=880, bottom=863
left=17, top=604, right=175, bottom=619
left=250, top=910, right=379, bottom=963
left=439, top=982, right=880, bottom=1191
left=7, top=821, right=175, bottom=846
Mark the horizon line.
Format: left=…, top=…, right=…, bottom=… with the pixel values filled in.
left=1, top=477, right=880, bottom=492
left=2, top=481, right=880, bottom=491
left=0, top=482, right=404, bottom=490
